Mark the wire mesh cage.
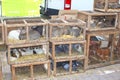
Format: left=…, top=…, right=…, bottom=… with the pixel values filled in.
left=78, top=11, right=118, bottom=31
left=94, top=0, right=120, bottom=12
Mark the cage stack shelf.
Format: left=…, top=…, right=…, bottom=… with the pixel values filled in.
left=4, top=17, right=50, bottom=80
left=86, top=29, right=119, bottom=69
left=94, top=0, right=120, bottom=12
left=78, top=11, right=118, bottom=31
left=48, top=18, right=87, bottom=76
left=4, top=18, right=48, bottom=45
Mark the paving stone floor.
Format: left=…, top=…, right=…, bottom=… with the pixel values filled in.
left=1, top=51, right=120, bottom=80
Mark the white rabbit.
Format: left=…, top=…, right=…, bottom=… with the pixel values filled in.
left=8, top=30, right=21, bottom=40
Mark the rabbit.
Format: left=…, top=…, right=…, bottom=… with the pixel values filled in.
left=52, top=26, right=64, bottom=37
left=69, top=26, right=82, bottom=37
left=18, top=48, right=33, bottom=56
left=19, top=28, right=41, bottom=40
left=8, top=30, right=21, bottom=40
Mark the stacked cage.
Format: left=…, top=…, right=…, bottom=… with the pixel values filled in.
left=78, top=0, right=120, bottom=69
left=4, top=18, right=50, bottom=80
left=48, top=18, right=86, bottom=76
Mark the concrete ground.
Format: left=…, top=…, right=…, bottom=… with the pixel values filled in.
left=1, top=51, right=120, bottom=80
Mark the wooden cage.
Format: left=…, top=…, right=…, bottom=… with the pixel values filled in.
left=86, top=29, right=119, bottom=69
left=50, top=41, right=86, bottom=60
left=11, top=60, right=50, bottom=80
left=58, top=10, right=78, bottom=20
left=52, top=57, right=85, bottom=76
left=0, top=19, right=4, bottom=45
left=94, top=0, right=120, bottom=12
left=48, top=19, right=86, bottom=42
left=4, top=18, right=48, bottom=45
left=78, top=11, right=118, bottom=31
left=117, top=13, right=120, bottom=29
left=7, top=42, right=49, bottom=65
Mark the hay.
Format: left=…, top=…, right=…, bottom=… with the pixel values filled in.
left=13, top=54, right=46, bottom=63
left=52, top=35, right=84, bottom=40
left=8, top=38, right=26, bottom=44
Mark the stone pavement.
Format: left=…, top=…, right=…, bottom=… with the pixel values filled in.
left=1, top=51, right=120, bottom=80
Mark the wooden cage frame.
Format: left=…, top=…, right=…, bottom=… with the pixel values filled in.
left=48, top=19, right=86, bottom=42
left=94, top=0, right=120, bottom=12
left=86, top=29, right=119, bottom=69
left=11, top=60, right=50, bottom=80
left=7, top=42, right=49, bottom=65
left=4, top=18, right=48, bottom=45
left=50, top=40, right=86, bottom=60
left=53, top=57, right=85, bottom=76
left=78, top=11, right=118, bottom=31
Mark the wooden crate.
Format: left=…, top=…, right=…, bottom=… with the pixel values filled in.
left=52, top=57, right=85, bottom=76
left=7, top=42, right=49, bottom=65
left=58, top=10, right=78, bottom=20
left=94, top=0, right=120, bottom=12
left=50, top=41, right=86, bottom=60
left=0, top=19, right=4, bottom=45
left=11, top=60, right=50, bottom=80
left=48, top=19, right=86, bottom=41
left=4, top=18, right=48, bottom=45
left=86, top=29, right=119, bottom=69
left=78, top=11, right=118, bottom=31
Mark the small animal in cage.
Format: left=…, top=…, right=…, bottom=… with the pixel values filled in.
left=19, top=27, right=41, bottom=40
left=69, top=26, right=82, bottom=37
left=96, top=2, right=105, bottom=9
left=52, top=26, right=64, bottom=37
left=10, top=49, right=21, bottom=61
left=33, top=47, right=44, bottom=54
left=8, top=30, right=21, bottom=40
left=18, top=48, right=33, bottom=56
left=31, top=26, right=45, bottom=37
left=96, top=48, right=110, bottom=61
left=108, top=3, right=120, bottom=9
left=72, top=44, right=83, bottom=54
